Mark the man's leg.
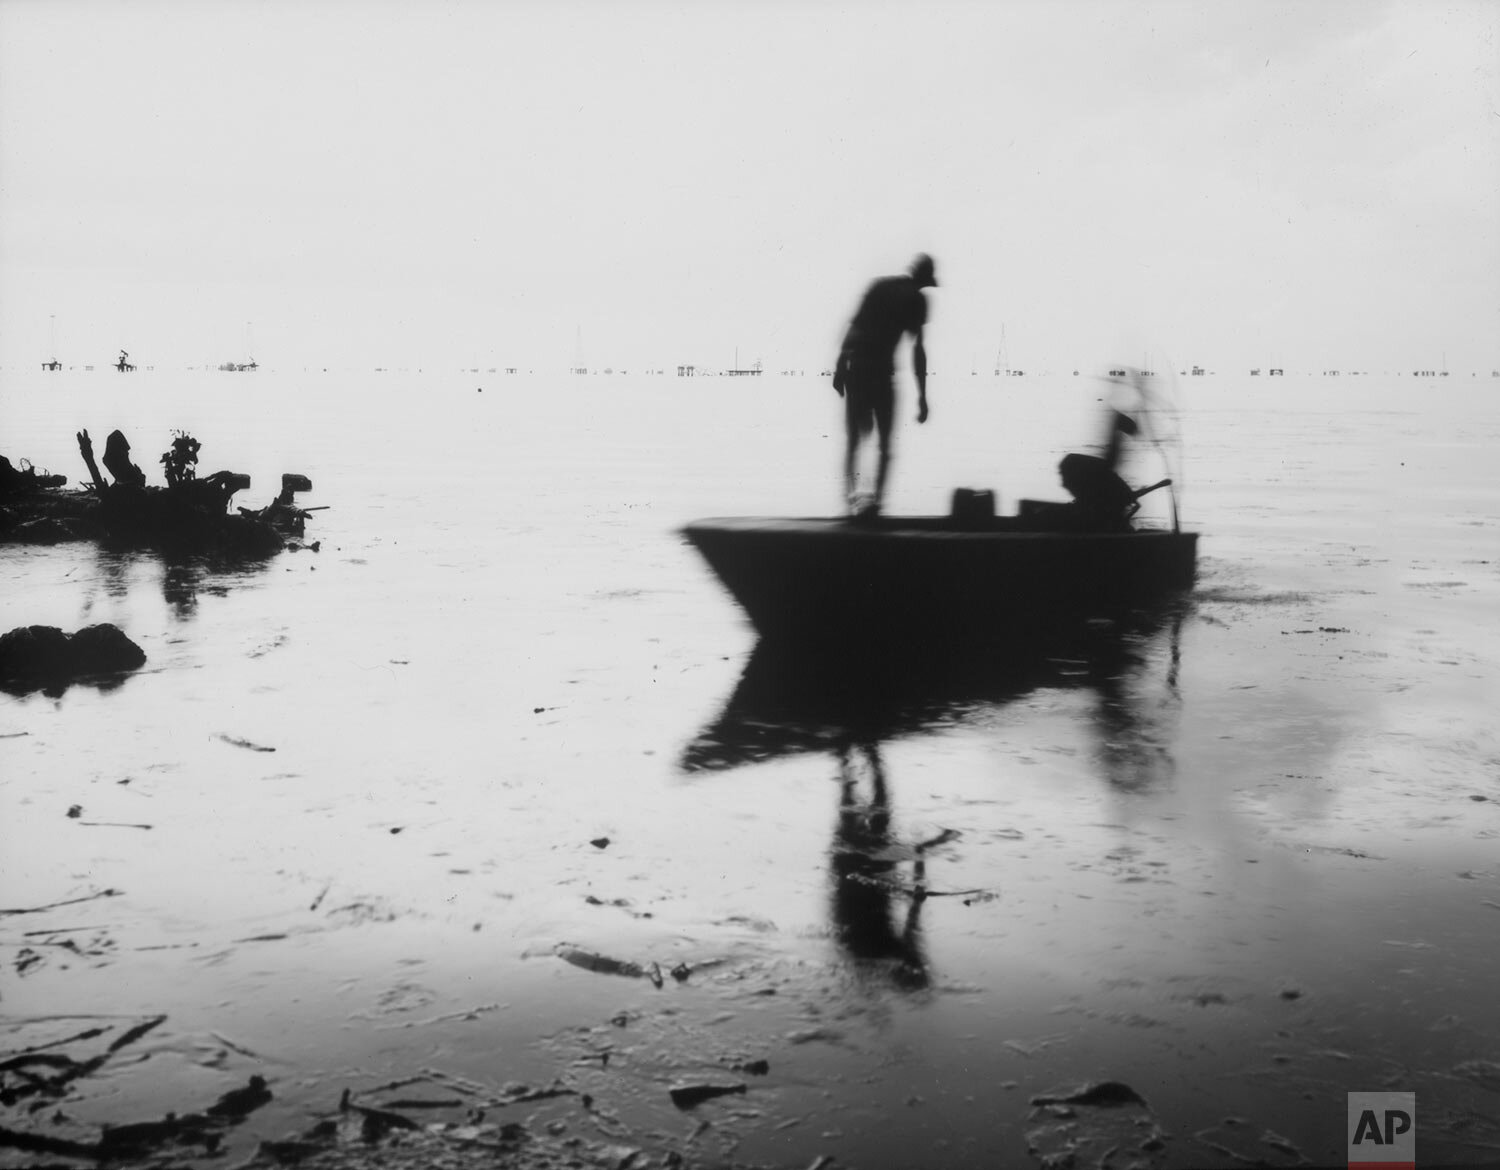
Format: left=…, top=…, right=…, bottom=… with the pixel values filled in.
left=844, top=384, right=872, bottom=511
left=843, top=417, right=860, bottom=510
left=871, top=386, right=895, bottom=510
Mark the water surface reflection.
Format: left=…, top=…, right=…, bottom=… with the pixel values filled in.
left=682, top=607, right=1188, bottom=990
left=681, top=607, right=1185, bottom=786
left=81, top=546, right=272, bottom=626
left=830, top=738, right=931, bottom=991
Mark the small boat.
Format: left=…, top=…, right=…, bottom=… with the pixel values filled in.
left=684, top=491, right=1196, bottom=649
left=685, top=390, right=1197, bottom=650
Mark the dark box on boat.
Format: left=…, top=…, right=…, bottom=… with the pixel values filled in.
left=949, top=488, right=996, bottom=530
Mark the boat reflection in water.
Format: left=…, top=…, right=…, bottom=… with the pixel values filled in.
left=679, top=606, right=1186, bottom=991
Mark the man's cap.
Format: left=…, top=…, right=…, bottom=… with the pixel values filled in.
left=910, top=253, right=938, bottom=287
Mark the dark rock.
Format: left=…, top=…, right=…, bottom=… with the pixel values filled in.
left=0, top=625, right=72, bottom=679
left=68, top=624, right=148, bottom=675
left=0, top=623, right=146, bottom=691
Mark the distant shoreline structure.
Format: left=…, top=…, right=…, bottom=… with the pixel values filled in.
left=7, top=358, right=1499, bottom=378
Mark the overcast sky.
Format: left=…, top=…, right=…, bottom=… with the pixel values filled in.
left=1, top=0, right=1496, bottom=373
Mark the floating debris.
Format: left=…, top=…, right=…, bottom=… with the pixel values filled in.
left=0, top=888, right=122, bottom=917
left=1030, top=1081, right=1149, bottom=1109
left=217, top=734, right=277, bottom=753
left=205, top=1075, right=273, bottom=1118
left=668, top=1082, right=746, bottom=1109
left=555, top=944, right=646, bottom=979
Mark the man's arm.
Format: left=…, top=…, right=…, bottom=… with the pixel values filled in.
left=912, top=327, right=928, bottom=423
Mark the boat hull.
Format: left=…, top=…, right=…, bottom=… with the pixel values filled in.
left=682, top=517, right=1198, bottom=649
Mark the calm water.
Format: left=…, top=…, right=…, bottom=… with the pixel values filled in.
left=2, top=367, right=1498, bottom=1168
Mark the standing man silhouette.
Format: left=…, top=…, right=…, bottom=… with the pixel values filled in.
left=832, top=253, right=936, bottom=517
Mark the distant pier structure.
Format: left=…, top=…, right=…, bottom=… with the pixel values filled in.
left=677, top=365, right=696, bottom=376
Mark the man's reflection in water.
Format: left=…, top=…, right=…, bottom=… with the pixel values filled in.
left=683, top=605, right=1189, bottom=988
left=829, top=738, right=931, bottom=992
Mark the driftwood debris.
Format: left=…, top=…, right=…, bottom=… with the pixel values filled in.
left=0, top=455, right=66, bottom=496
left=668, top=1082, right=747, bottom=1108
left=75, top=430, right=106, bottom=493
left=1030, top=1081, right=1150, bottom=1109
left=0, top=1009, right=274, bottom=1164
left=103, top=429, right=147, bottom=487
left=0, top=889, right=122, bottom=918
left=0, top=1014, right=166, bottom=1109
left=62, top=427, right=310, bottom=555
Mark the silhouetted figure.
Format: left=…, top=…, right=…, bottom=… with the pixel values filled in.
left=1059, top=460, right=1137, bottom=536
left=831, top=253, right=936, bottom=516
left=1057, top=393, right=1169, bottom=532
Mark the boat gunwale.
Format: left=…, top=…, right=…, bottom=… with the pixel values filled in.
left=682, top=517, right=1198, bottom=543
